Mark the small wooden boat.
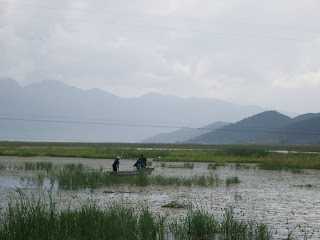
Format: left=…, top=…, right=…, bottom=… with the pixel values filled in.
left=110, top=168, right=154, bottom=175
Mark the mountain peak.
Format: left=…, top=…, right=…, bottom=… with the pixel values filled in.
left=0, top=77, right=21, bottom=89
left=26, top=80, right=76, bottom=89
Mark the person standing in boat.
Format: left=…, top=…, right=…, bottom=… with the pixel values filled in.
left=139, top=154, right=147, bottom=168
left=133, top=158, right=142, bottom=170
left=112, top=156, right=120, bottom=172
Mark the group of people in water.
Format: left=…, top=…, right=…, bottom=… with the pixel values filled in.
left=112, top=154, right=147, bottom=172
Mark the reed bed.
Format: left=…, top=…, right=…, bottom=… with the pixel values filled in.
left=152, top=174, right=220, bottom=187
left=0, top=190, right=272, bottom=240
left=207, top=163, right=217, bottom=170
left=1, top=142, right=320, bottom=169
left=24, top=162, right=53, bottom=172
left=19, top=163, right=222, bottom=189
left=233, top=163, right=251, bottom=170
left=170, top=207, right=272, bottom=240
left=258, top=155, right=320, bottom=170
left=226, top=176, right=240, bottom=186
left=167, top=163, right=194, bottom=169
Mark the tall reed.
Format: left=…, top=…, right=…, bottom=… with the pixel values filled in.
left=0, top=190, right=273, bottom=240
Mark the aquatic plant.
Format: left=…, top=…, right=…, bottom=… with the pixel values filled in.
left=23, top=161, right=53, bottom=172
left=1, top=142, right=320, bottom=169
left=167, top=163, right=194, bottom=169
left=234, top=163, right=251, bottom=170
left=160, top=163, right=166, bottom=168
left=170, top=207, right=272, bottom=240
left=207, top=163, right=217, bottom=170
left=0, top=163, right=5, bottom=170
left=0, top=190, right=272, bottom=240
left=226, top=176, right=240, bottom=186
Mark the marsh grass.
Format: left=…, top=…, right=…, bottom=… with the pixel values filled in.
left=14, top=161, right=221, bottom=189
left=234, top=163, right=251, bottom=170
left=207, top=163, right=217, bottom=170
left=151, top=174, right=220, bottom=187
left=295, top=184, right=313, bottom=188
left=258, top=155, right=320, bottom=170
left=168, top=163, right=194, bottom=169
left=1, top=142, right=320, bottom=169
left=24, top=162, right=53, bottom=173
left=160, top=163, right=167, bottom=168
left=136, top=169, right=150, bottom=187
left=216, top=161, right=227, bottom=166
left=152, top=175, right=191, bottom=187
left=0, top=190, right=272, bottom=240
left=162, top=199, right=185, bottom=208
left=226, top=176, right=240, bottom=186
left=183, top=163, right=194, bottom=169
left=52, top=164, right=221, bottom=189
left=170, top=207, right=272, bottom=240
left=291, top=169, right=303, bottom=174
left=0, top=190, right=167, bottom=240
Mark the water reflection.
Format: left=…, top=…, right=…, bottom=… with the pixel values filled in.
left=0, top=176, right=59, bottom=190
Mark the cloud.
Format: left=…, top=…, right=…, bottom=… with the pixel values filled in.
left=1, top=0, right=320, bottom=112
left=272, top=70, right=320, bottom=88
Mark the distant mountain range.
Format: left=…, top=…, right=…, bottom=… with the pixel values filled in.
left=145, top=111, right=320, bottom=145
left=263, top=113, right=320, bottom=145
left=143, top=121, right=230, bottom=143
left=0, top=78, right=271, bottom=142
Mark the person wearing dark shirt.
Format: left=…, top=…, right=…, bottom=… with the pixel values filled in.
left=112, top=156, right=120, bottom=172
left=139, top=154, right=147, bottom=168
left=133, top=158, right=142, bottom=170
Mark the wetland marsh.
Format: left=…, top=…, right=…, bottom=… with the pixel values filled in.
left=1, top=153, right=320, bottom=239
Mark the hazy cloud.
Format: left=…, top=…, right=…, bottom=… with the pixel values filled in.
left=1, top=0, right=320, bottom=113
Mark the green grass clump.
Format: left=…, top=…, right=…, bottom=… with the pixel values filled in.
left=170, top=207, right=272, bottom=240
left=0, top=190, right=272, bottom=240
left=215, top=161, right=227, bottom=166
left=220, top=208, right=271, bottom=240
left=226, top=176, right=240, bottom=186
left=234, top=163, right=251, bottom=170
left=24, top=162, right=53, bottom=172
left=135, top=170, right=150, bottom=186
left=0, top=163, right=5, bottom=170
left=207, top=163, right=217, bottom=170
left=291, top=169, right=303, bottom=174
left=151, top=175, right=219, bottom=187
left=183, top=163, right=194, bottom=169
left=168, top=163, right=194, bottom=169
left=0, top=190, right=166, bottom=240
left=160, top=163, right=167, bottom=168
left=55, top=164, right=152, bottom=189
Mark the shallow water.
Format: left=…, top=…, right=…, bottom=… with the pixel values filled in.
left=1, top=156, right=320, bottom=239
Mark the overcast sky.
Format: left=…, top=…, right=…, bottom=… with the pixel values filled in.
left=1, top=0, right=320, bottom=114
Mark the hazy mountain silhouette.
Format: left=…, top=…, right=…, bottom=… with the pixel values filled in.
left=291, top=113, right=320, bottom=123
left=143, top=121, right=230, bottom=143
left=185, top=111, right=320, bottom=145
left=188, top=111, right=292, bottom=144
left=264, top=116, right=320, bottom=145
left=0, top=78, right=268, bottom=142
